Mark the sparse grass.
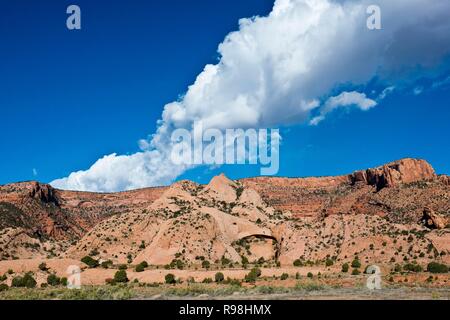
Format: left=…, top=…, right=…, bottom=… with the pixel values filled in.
left=0, top=285, right=134, bottom=300
left=0, top=280, right=449, bottom=300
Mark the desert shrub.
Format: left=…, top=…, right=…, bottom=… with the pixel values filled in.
left=60, top=277, right=68, bottom=286
left=169, top=259, right=184, bottom=270
left=251, top=267, right=262, bottom=277
left=403, top=263, right=423, bottom=273
left=280, top=273, right=289, bottom=280
left=236, top=186, right=244, bottom=198
left=325, top=259, right=334, bottom=267
left=81, top=256, right=99, bottom=268
left=38, top=262, right=48, bottom=272
left=11, top=276, right=23, bottom=287
left=228, top=278, right=242, bottom=287
left=0, top=274, right=7, bottom=281
left=202, top=277, right=213, bottom=284
left=22, top=273, right=37, bottom=288
left=293, top=259, right=302, bottom=267
left=201, top=260, right=210, bottom=269
left=165, top=273, right=176, bottom=284
left=351, top=258, right=361, bottom=268
left=0, top=283, right=8, bottom=292
left=221, top=256, right=231, bottom=266
left=394, top=264, right=402, bottom=272
left=89, top=248, right=100, bottom=256
left=12, top=273, right=36, bottom=288
left=215, top=272, right=224, bottom=283
left=135, top=264, right=144, bottom=272
left=47, top=274, right=61, bottom=286
left=351, top=269, right=361, bottom=276
left=427, top=262, right=448, bottom=273
left=101, top=260, right=113, bottom=269
left=307, top=272, right=313, bottom=278
left=135, top=261, right=148, bottom=273
left=118, top=264, right=127, bottom=270
left=341, top=263, right=349, bottom=273
left=114, top=270, right=129, bottom=283
left=244, top=268, right=262, bottom=283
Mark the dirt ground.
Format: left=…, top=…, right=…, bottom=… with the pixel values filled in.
left=0, top=258, right=448, bottom=300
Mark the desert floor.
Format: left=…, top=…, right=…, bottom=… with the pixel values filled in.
left=0, top=259, right=448, bottom=300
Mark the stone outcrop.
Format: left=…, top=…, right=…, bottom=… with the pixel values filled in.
left=421, top=207, right=448, bottom=229
left=29, top=182, right=60, bottom=205
left=0, top=158, right=449, bottom=263
left=349, top=158, right=436, bottom=190
left=439, top=175, right=450, bottom=186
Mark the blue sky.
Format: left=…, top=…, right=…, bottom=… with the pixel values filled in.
left=1, top=0, right=449, bottom=188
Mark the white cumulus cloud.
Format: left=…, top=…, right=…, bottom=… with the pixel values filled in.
left=310, top=91, right=377, bottom=125
left=51, top=0, right=450, bottom=192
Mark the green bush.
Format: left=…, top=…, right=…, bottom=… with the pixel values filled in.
left=11, top=273, right=36, bottom=288
left=165, top=273, right=176, bottom=284
left=60, top=277, right=68, bottom=286
left=11, top=276, right=23, bottom=287
left=325, top=259, right=334, bottom=267
left=23, top=273, right=37, bottom=288
left=47, top=274, right=61, bottom=286
left=403, top=263, right=423, bottom=273
left=427, top=262, right=448, bottom=273
left=215, top=272, right=225, bottom=283
left=81, top=256, right=99, bottom=268
left=251, top=267, right=262, bottom=277
left=89, top=248, right=100, bottom=256
left=351, top=259, right=361, bottom=268
left=201, top=260, right=210, bottom=269
left=307, top=272, right=313, bottom=278
left=135, top=264, right=144, bottom=272
left=0, top=274, right=7, bottom=281
left=114, top=270, right=129, bottom=283
left=341, top=263, right=349, bottom=273
left=0, top=283, right=8, bottom=292
left=101, top=260, right=113, bottom=269
left=351, top=269, right=361, bottom=276
left=221, top=256, right=231, bottom=266
left=293, top=259, right=302, bottom=267
left=170, top=259, right=185, bottom=270
left=280, top=273, right=289, bottom=280
left=202, top=277, right=213, bottom=283
left=38, top=262, right=48, bottom=272
left=135, top=261, right=148, bottom=273
left=244, top=268, right=262, bottom=283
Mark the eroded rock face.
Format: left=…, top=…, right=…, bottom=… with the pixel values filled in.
left=349, top=158, right=436, bottom=190
left=0, top=158, right=449, bottom=264
left=29, top=182, right=60, bottom=205
left=439, top=175, right=450, bottom=186
left=422, top=208, right=448, bottom=229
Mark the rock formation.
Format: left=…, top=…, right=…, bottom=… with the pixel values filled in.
left=421, top=208, right=448, bottom=229
left=349, top=158, right=436, bottom=190
left=0, top=158, right=448, bottom=266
